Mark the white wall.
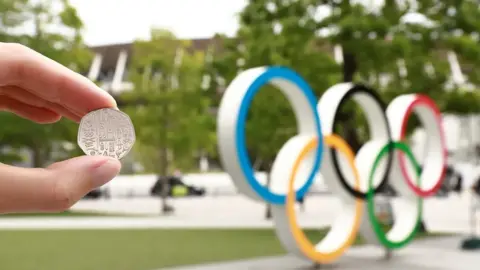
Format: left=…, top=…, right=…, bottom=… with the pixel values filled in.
left=410, top=113, right=480, bottom=160
left=410, top=113, right=480, bottom=188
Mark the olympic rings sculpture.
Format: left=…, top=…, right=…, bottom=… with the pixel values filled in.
left=217, top=66, right=447, bottom=264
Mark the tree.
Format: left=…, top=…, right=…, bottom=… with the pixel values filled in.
left=213, top=0, right=339, bottom=218
left=123, top=28, right=215, bottom=213
left=0, top=0, right=29, bottom=42
left=432, top=0, right=480, bottom=168
left=0, top=0, right=91, bottom=166
left=215, top=0, right=464, bottom=220
left=406, top=0, right=480, bottom=232
left=314, top=0, right=456, bottom=149
left=433, top=0, right=480, bottom=112
left=0, top=0, right=29, bottom=163
left=424, top=0, right=480, bottom=85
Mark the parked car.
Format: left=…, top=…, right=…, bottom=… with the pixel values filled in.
left=84, top=188, right=104, bottom=199
left=150, top=175, right=206, bottom=197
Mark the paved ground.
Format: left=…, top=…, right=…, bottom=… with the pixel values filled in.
left=162, top=236, right=480, bottom=270
left=0, top=193, right=479, bottom=269
left=0, top=193, right=477, bottom=234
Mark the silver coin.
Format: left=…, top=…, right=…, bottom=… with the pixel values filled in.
left=77, top=108, right=135, bottom=160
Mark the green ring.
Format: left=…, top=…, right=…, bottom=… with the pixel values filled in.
left=366, top=141, right=423, bottom=249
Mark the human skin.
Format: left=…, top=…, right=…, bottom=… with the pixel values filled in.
left=0, top=42, right=121, bottom=214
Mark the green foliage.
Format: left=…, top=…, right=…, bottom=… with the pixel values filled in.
left=213, top=0, right=339, bottom=170
left=414, top=0, right=480, bottom=113
left=0, top=0, right=29, bottom=41
left=214, top=0, right=480, bottom=168
left=123, top=29, right=215, bottom=174
left=437, top=0, right=480, bottom=91
left=0, top=0, right=91, bottom=166
left=441, top=90, right=480, bottom=115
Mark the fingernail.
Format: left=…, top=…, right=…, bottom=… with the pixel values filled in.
left=91, top=158, right=121, bottom=187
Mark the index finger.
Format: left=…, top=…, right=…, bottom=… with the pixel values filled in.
left=0, top=43, right=117, bottom=116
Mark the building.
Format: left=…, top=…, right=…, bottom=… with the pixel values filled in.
left=85, top=38, right=480, bottom=173
left=86, top=38, right=220, bottom=95
left=86, top=38, right=474, bottom=95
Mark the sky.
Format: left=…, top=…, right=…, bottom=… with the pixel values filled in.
left=68, top=0, right=428, bottom=46
left=69, top=0, right=248, bottom=46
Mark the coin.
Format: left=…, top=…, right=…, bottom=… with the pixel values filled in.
left=78, top=108, right=135, bottom=159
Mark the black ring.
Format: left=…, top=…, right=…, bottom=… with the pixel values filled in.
left=330, top=84, right=394, bottom=199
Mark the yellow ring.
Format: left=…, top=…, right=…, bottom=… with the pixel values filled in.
left=285, top=134, right=363, bottom=263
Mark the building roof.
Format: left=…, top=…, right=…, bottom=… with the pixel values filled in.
left=86, top=37, right=474, bottom=94
left=88, top=38, right=223, bottom=72
left=89, top=43, right=133, bottom=72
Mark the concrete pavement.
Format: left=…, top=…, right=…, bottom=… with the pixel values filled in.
left=162, top=236, right=480, bottom=270
left=0, top=193, right=477, bottom=234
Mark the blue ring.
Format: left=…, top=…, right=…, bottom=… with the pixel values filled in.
left=235, top=66, right=323, bottom=204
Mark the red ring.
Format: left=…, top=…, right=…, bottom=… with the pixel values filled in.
left=398, top=94, right=447, bottom=197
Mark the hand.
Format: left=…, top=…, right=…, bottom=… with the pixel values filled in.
left=0, top=43, right=121, bottom=214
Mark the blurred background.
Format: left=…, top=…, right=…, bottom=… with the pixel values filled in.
left=1, top=0, right=480, bottom=269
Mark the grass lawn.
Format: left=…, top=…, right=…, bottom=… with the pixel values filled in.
left=0, top=228, right=448, bottom=270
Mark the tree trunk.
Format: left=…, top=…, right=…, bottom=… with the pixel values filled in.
left=339, top=50, right=362, bottom=153
left=159, top=107, right=172, bottom=214
left=31, top=144, right=46, bottom=168
left=341, top=116, right=363, bottom=153
left=265, top=171, right=272, bottom=220
left=159, top=149, right=169, bottom=210
left=343, top=51, right=357, bottom=83
left=264, top=164, right=272, bottom=220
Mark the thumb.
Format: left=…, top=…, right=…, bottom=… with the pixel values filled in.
left=47, top=156, right=121, bottom=211
left=0, top=156, right=120, bottom=213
